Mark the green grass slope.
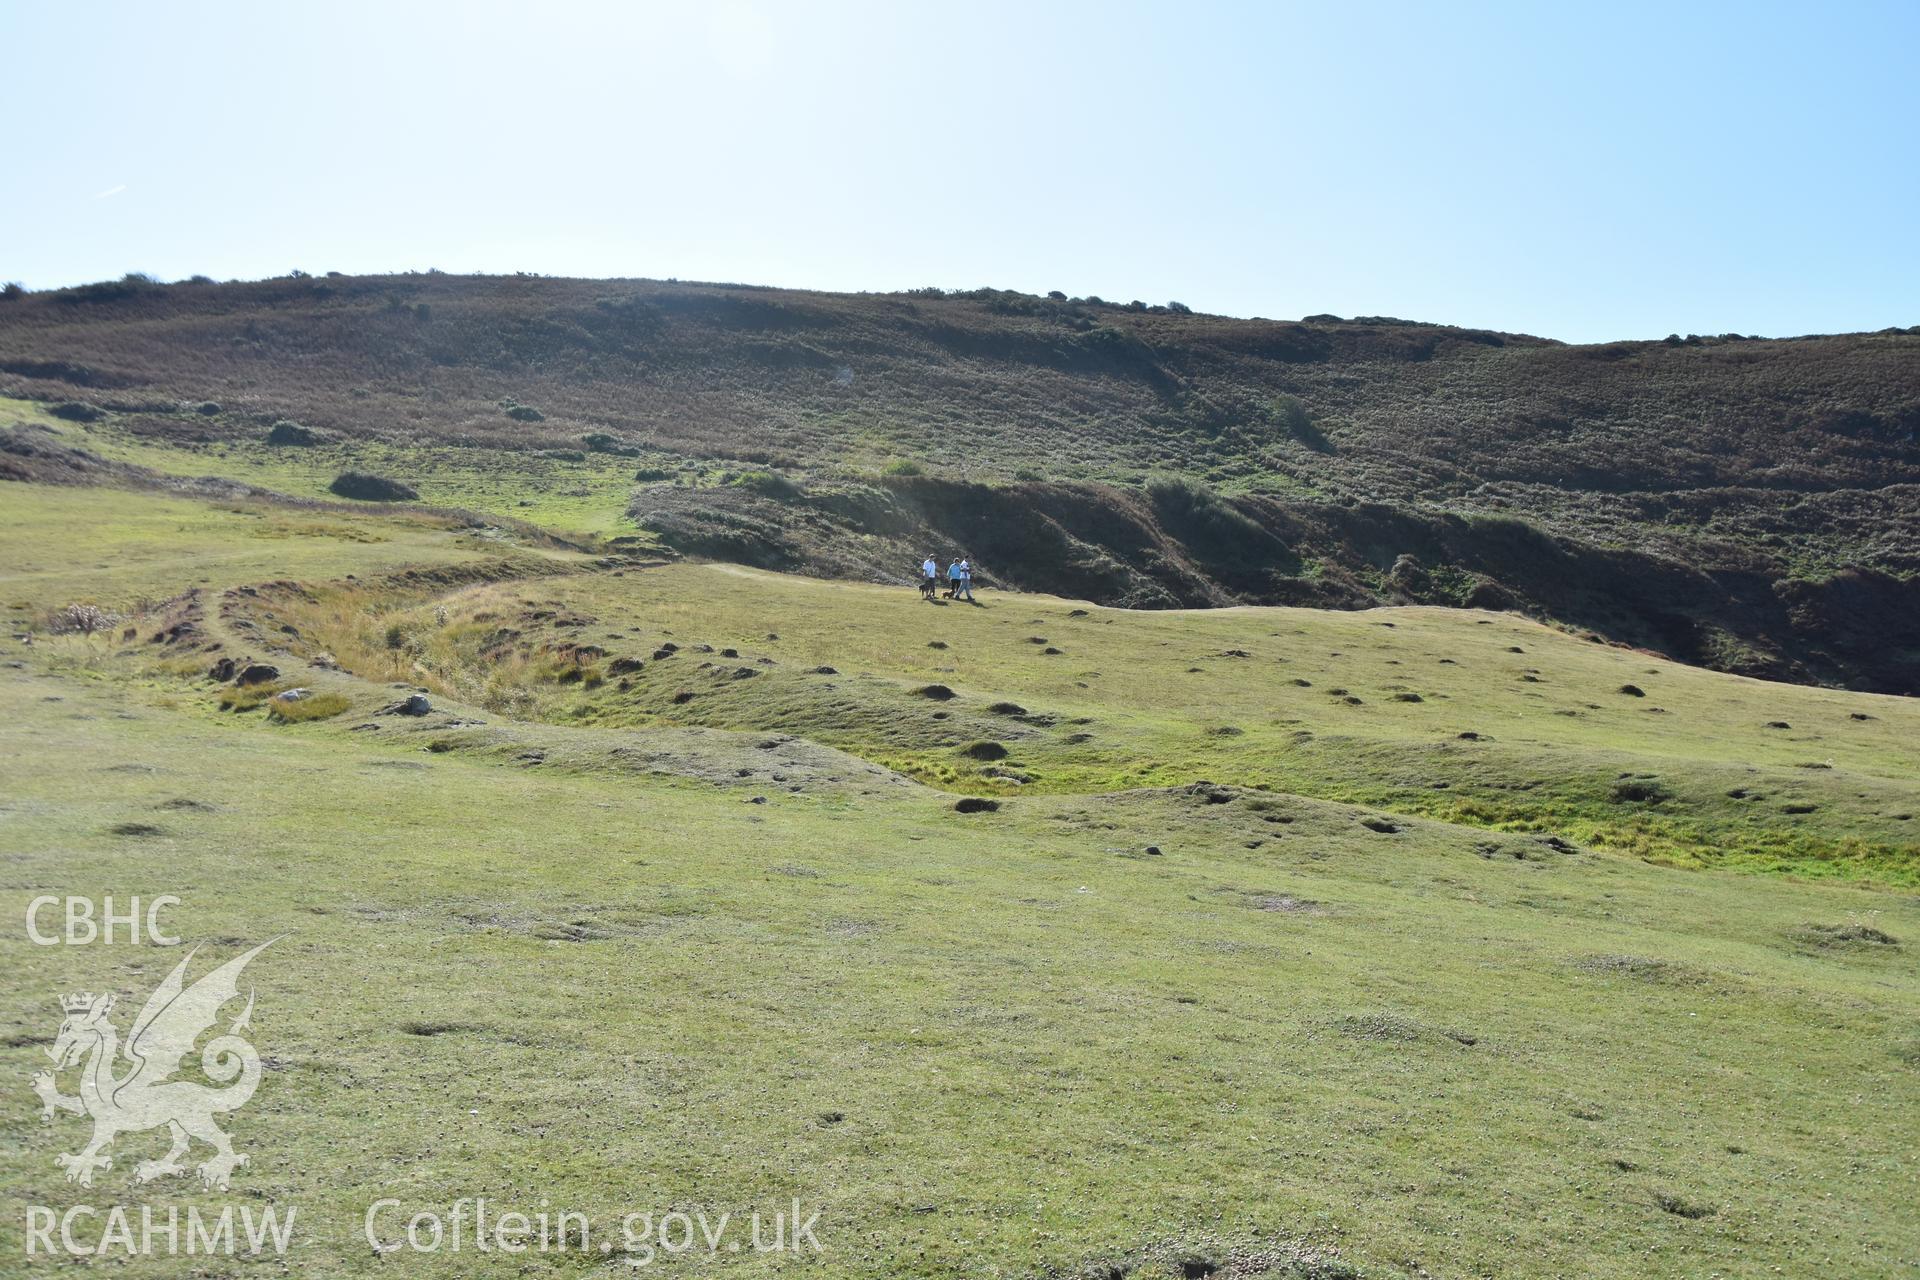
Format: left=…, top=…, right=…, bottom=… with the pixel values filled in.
left=2, top=596, right=1917, bottom=1277
left=1, top=481, right=1918, bottom=1276
left=239, top=559, right=1920, bottom=885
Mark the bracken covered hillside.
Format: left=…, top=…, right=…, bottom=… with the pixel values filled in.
left=2, top=272, right=1916, bottom=690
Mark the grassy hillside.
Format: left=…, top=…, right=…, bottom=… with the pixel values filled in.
left=234, top=559, right=1919, bottom=885
left=2, top=274, right=1916, bottom=691
left=2, top=480, right=1917, bottom=1276
left=3, top=276, right=1918, bottom=1274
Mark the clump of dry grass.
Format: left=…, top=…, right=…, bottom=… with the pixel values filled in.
left=268, top=691, right=351, bottom=723
left=218, top=682, right=287, bottom=712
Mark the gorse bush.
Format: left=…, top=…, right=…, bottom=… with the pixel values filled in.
left=1273, top=394, right=1332, bottom=452
left=330, top=472, right=419, bottom=502
left=266, top=419, right=329, bottom=446
left=54, top=273, right=161, bottom=305
left=732, top=470, right=802, bottom=500
left=1144, top=475, right=1268, bottom=548
left=583, top=432, right=639, bottom=456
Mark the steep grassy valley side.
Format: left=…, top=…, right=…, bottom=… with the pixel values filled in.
left=3, top=274, right=1915, bottom=689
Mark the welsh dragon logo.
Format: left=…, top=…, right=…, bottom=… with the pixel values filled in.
left=30, top=941, right=274, bottom=1190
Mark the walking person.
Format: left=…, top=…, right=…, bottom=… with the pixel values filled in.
left=920, top=553, right=939, bottom=601
left=956, top=556, right=975, bottom=602
left=945, top=557, right=964, bottom=599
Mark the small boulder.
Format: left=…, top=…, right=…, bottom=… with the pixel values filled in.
left=914, top=684, right=956, bottom=701
left=233, top=663, right=280, bottom=686
left=395, top=694, right=432, bottom=716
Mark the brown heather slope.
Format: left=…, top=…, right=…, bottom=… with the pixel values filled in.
left=1, top=272, right=1917, bottom=691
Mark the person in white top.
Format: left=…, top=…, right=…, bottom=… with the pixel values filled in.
left=919, top=555, right=938, bottom=600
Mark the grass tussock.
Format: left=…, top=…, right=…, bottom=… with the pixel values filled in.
left=218, top=682, right=288, bottom=712
left=267, top=691, right=351, bottom=722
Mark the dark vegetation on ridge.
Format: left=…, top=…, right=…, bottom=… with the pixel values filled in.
left=2, top=271, right=1917, bottom=691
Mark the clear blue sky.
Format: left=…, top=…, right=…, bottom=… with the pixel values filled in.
left=4, top=1, right=1915, bottom=342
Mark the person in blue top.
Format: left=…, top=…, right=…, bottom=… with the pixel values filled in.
left=945, top=558, right=964, bottom=599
